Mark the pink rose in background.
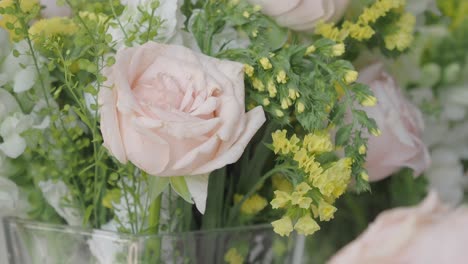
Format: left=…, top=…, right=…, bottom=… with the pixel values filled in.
left=329, top=192, right=468, bottom=264
left=247, top=0, right=350, bottom=31
left=359, top=63, right=430, bottom=181
left=99, top=42, right=266, bottom=212
left=40, top=0, right=72, bottom=18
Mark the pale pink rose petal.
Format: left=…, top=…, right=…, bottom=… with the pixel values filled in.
left=359, top=62, right=430, bottom=181
left=329, top=192, right=468, bottom=264
left=99, top=42, right=266, bottom=213
left=192, top=106, right=266, bottom=175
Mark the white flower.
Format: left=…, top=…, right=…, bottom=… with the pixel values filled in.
left=110, top=0, right=194, bottom=49
left=0, top=41, right=40, bottom=93
left=38, top=180, right=83, bottom=226
left=426, top=148, right=466, bottom=205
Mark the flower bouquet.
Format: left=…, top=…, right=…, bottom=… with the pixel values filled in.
left=0, top=0, right=466, bottom=263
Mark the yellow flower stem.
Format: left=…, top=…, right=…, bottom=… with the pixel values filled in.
left=227, top=164, right=296, bottom=225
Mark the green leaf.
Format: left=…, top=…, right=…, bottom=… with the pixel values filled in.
left=335, top=124, right=353, bottom=146
left=170, top=177, right=193, bottom=204
left=148, top=176, right=169, bottom=201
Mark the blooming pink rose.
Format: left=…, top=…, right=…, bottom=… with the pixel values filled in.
left=40, top=0, right=72, bottom=18
left=247, top=0, right=350, bottom=31
left=359, top=63, right=430, bottom=181
left=329, top=192, right=468, bottom=264
left=99, top=42, right=265, bottom=211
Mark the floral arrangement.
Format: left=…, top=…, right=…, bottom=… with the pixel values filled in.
left=0, top=0, right=467, bottom=263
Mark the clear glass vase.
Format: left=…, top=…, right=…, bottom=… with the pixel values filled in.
left=3, top=217, right=304, bottom=264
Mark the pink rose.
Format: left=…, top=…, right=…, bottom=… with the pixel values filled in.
left=359, top=63, right=430, bottom=181
left=40, top=0, right=72, bottom=18
left=247, top=0, right=350, bottom=31
left=99, top=42, right=265, bottom=211
left=329, top=192, right=468, bottom=264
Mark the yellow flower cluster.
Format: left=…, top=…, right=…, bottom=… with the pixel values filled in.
left=270, top=130, right=351, bottom=236
left=29, top=17, right=79, bottom=43
left=234, top=193, right=268, bottom=215
left=384, top=13, right=415, bottom=51
left=315, top=0, right=406, bottom=43
left=0, top=0, right=38, bottom=41
left=224, top=248, right=244, bottom=264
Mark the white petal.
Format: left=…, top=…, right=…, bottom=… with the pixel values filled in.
left=185, top=174, right=209, bottom=214
left=13, top=67, right=37, bottom=93
left=0, top=134, right=26, bottom=158
left=38, top=180, right=82, bottom=226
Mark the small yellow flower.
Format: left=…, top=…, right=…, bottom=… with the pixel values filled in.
left=288, top=88, right=299, bottom=100
left=29, top=17, right=79, bottom=38
left=271, top=190, right=291, bottom=209
left=332, top=43, right=345, bottom=57
left=294, top=214, right=320, bottom=236
left=276, top=70, right=288, bottom=84
left=358, top=145, right=367, bottom=155
left=360, top=171, right=369, bottom=181
left=272, top=216, right=294, bottom=237
left=303, top=133, right=333, bottom=154
left=253, top=5, right=262, bottom=12
left=263, top=98, right=270, bottom=106
left=288, top=134, right=300, bottom=153
left=370, top=128, right=381, bottom=136
left=295, top=182, right=312, bottom=194
left=251, top=29, right=258, bottom=38
left=297, top=102, right=305, bottom=114
left=305, top=45, right=316, bottom=55
left=281, top=98, right=290, bottom=109
left=344, top=70, right=359, bottom=84
left=293, top=148, right=309, bottom=168
left=275, top=109, right=284, bottom=117
left=252, top=78, right=265, bottom=91
left=291, top=193, right=313, bottom=209
left=0, top=0, right=38, bottom=41
left=243, top=11, right=250, bottom=18
left=267, top=80, right=277, bottom=97
left=318, top=200, right=337, bottom=221
left=235, top=194, right=268, bottom=215
left=224, top=248, right=244, bottom=264
left=361, top=95, right=377, bottom=106
left=271, top=130, right=289, bottom=154
left=244, top=64, right=255, bottom=77
left=259, top=57, right=273, bottom=70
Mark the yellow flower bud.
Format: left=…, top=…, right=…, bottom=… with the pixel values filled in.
left=344, top=70, right=359, bottom=84
left=371, top=128, right=381, bottom=136
left=288, top=88, right=299, bottom=100
left=251, top=29, right=258, bottom=38
left=297, top=102, right=305, bottom=113
left=272, top=216, right=294, bottom=237
left=275, top=109, right=284, bottom=117
left=305, top=45, right=317, bottom=55
left=244, top=64, right=254, bottom=77
left=332, top=43, right=345, bottom=56
left=263, top=98, right=270, bottom=106
left=361, top=95, right=377, bottom=107
left=252, top=78, right=265, bottom=91
left=281, top=99, right=290, bottom=110
left=294, top=214, right=320, bottom=236
left=259, top=57, right=273, bottom=70
left=253, top=5, right=262, bottom=12
left=243, top=11, right=250, bottom=18
left=276, top=70, right=288, bottom=84
left=224, top=248, right=244, bottom=264
left=267, top=80, right=277, bottom=97
left=358, top=145, right=367, bottom=155
left=360, top=171, right=369, bottom=181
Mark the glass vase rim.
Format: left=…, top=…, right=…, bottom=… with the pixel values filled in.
left=2, top=216, right=275, bottom=239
